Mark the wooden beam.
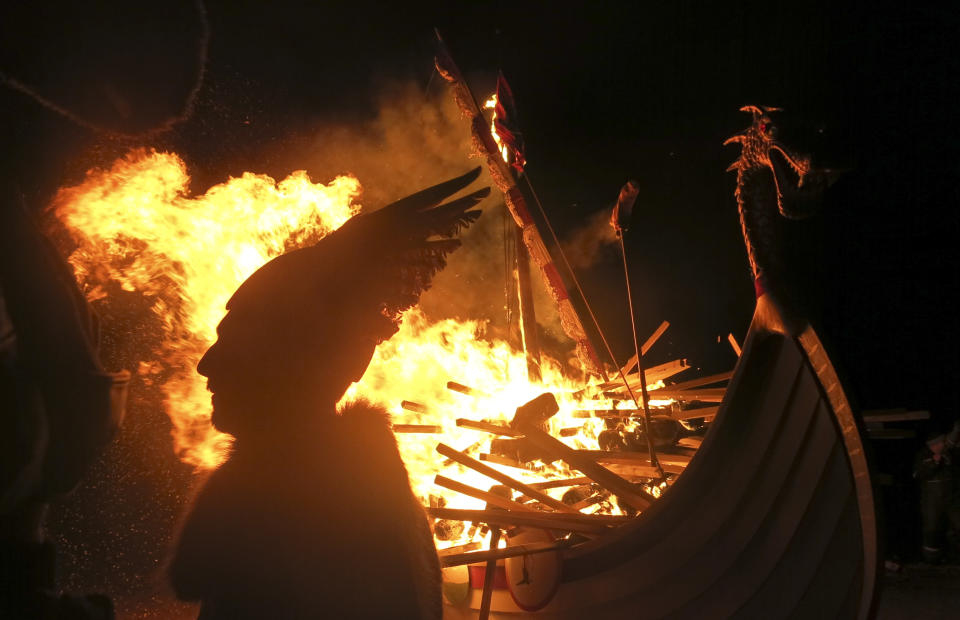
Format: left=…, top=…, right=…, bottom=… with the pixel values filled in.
left=456, top=418, right=523, bottom=437
left=581, top=450, right=692, bottom=467
left=527, top=477, right=593, bottom=490
left=479, top=527, right=501, bottom=620
left=728, top=333, right=742, bottom=357
left=677, top=437, right=703, bottom=450
left=599, top=359, right=689, bottom=393
left=478, top=453, right=545, bottom=473
left=606, top=462, right=678, bottom=478
left=440, top=540, right=572, bottom=567
left=425, top=507, right=629, bottom=534
left=400, top=400, right=430, bottom=414
left=640, top=387, right=726, bottom=402
left=433, top=475, right=537, bottom=512
left=512, top=424, right=655, bottom=511
left=447, top=381, right=488, bottom=397
left=619, top=320, right=670, bottom=376
left=436, top=443, right=577, bottom=513
left=657, top=370, right=733, bottom=392
left=672, top=406, right=719, bottom=421
left=861, top=409, right=930, bottom=423
left=392, top=424, right=442, bottom=433
left=437, top=541, right=482, bottom=556
left=866, top=429, right=917, bottom=440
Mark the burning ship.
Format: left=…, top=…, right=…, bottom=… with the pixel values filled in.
left=50, top=38, right=877, bottom=620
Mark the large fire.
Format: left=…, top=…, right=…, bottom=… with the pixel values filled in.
left=54, top=149, right=660, bottom=549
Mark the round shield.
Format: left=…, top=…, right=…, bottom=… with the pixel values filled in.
left=504, top=528, right=562, bottom=611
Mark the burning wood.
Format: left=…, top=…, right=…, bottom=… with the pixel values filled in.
left=392, top=424, right=442, bottom=433
left=728, top=332, right=742, bottom=357
left=672, top=406, right=720, bottom=421
left=618, top=320, right=670, bottom=376
left=437, top=541, right=482, bottom=557
left=659, top=370, right=733, bottom=392
left=478, top=453, right=543, bottom=473
left=439, top=540, right=574, bottom=568
left=527, top=477, right=593, bottom=490
left=643, top=387, right=726, bottom=402
left=400, top=400, right=431, bottom=414
left=513, top=422, right=656, bottom=511
left=433, top=475, right=537, bottom=512
left=455, top=418, right=522, bottom=437
left=426, top=508, right=626, bottom=536
left=479, top=518, right=502, bottom=620
left=446, top=380, right=487, bottom=397
left=584, top=450, right=692, bottom=468
left=436, top=443, right=576, bottom=513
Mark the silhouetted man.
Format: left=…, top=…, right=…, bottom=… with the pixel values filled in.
left=169, top=169, right=488, bottom=618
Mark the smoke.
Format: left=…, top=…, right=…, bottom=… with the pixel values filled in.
left=562, top=206, right=618, bottom=269
left=277, top=81, right=478, bottom=209
left=264, top=81, right=571, bottom=355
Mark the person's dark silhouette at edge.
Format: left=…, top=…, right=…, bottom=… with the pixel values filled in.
left=168, top=169, right=489, bottom=619
left=2, top=4, right=206, bottom=618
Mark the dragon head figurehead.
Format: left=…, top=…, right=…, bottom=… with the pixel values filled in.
left=725, top=105, right=842, bottom=224
left=724, top=106, right=840, bottom=330
left=724, top=105, right=812, bottom=185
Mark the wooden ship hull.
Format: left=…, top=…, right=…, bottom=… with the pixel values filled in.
left=444, top=295, right=878, bottom=619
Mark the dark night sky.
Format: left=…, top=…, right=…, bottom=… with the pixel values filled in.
left=2, top=1, right=959, bottom=617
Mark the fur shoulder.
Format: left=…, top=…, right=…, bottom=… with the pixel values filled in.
left=336, top=399, right=400, bottom=449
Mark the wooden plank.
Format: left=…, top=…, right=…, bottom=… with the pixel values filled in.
left=513, top=424, right=655, bottom=511
left=861, top=409, right=930, bottom=423
left=619, top=320, right=670, bottom=375
left=583, top=450, right=692, bottom=468
left=433, top=475, right=537, bottom=512
left=439, top=540, right=573, bottom=567
left=436, top=443, right=576, bottom=513
left=455, top=418, right=523, bottom=437
left=478, top=453, right=543, bottom=472
left=527, top=477, right=593, bottom=490
left=392, top=424, right=442, bottom=433
left=658, top=370, right=734, bottom=392
left=641, top=387, right=726, bottom=402
left=672, top=406, right=719, bottom=421
left=728, top=333, right=742, bottom=357
left=600, top=359, right=690, bottom=393
left=400, top=400, right=430, bottom=414
left=447, top=381, right=488, bottom=398
left=606, top=462, right=678, bottom=478
left=437, top=541, right=482, bottom=556
left=865, top=429, right=916, bottom=440
left=426, top=507, right=630, bottom=533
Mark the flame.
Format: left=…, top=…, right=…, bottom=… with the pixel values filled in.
left=55, top=149, right=672, bottom=548
left=483, top=94, right=511, bottom=164
left=54, top=149, right=361, bottom=467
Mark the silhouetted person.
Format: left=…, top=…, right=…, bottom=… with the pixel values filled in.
left=168, top=169, right=488, bottom=618
left=2, top=4, right=205, bottom=616
left=0, top=204, right=130, bottom=620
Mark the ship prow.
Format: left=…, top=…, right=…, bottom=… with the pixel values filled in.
left=447, top=295, right=878, bottom=619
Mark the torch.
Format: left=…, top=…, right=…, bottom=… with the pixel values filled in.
left=611, top=181, right=663, bottom=478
